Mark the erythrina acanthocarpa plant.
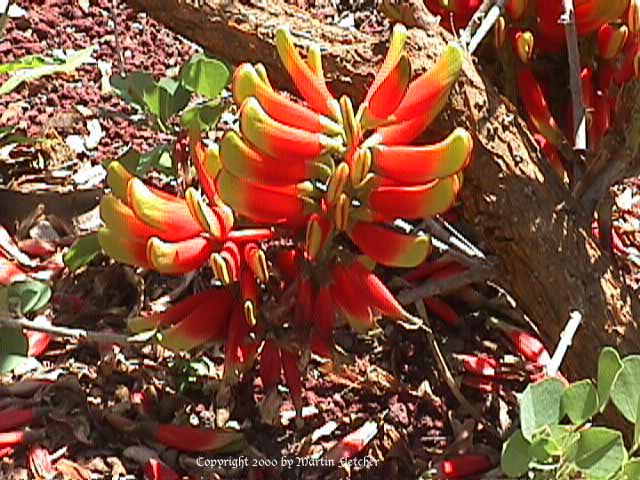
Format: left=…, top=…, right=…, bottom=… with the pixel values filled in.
left=98, top=24, right=472, bottom=419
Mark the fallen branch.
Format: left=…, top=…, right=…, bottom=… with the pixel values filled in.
left=561, top=0, right=587, bottom=152
left=398, top=266, right=494, bottom=306
left=466, top=0, right=504, bottom=54
left=0, top=315, right=136, bottom=345
left=547, top=310, right=583, bottom=377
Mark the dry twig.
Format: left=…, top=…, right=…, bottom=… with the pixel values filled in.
left=414, top=301, right=501, bottom=439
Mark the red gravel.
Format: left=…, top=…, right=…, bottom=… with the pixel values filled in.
left=0, top=0, right=197, bottom=164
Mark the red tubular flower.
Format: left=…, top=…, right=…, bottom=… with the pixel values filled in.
left=0, top=447, right=14, bottom=459
left=402, top=259, right=465, bottom=283
left=489, top=317, right=551, bottom=366
left=423, top=296, right=461, bottom=327
left=534, top=134, right=565, bottom=175
left=628, top=0, right=640, bottom=34
left=615, top=36, right=640, bottom=85
left=598, top=23, right=629, bottom=60
left=517, top=67, right=565, bottom=147
left=259, top=340, right=282, bottom=392
left=281, top=348, right=304, bottom=417
left=439, top=454, right=492, bottom=478
left=324, top=421, right=378, bottom=462
left=0, top=255, right=28, bottom=285
left=310, top=284, right=336, bottom=358
left=150, top=423, right=244, bottom=453
left=26, top=331, right=51, bottom=357
left=536, top=0, right=629, bottom=52
left=0, top=429, right=43, bottom=449
left=144, top=458, right=180, bottom=480
left=330, top=263, right=375, bottom=333
left=462, top=375, right=503, bottom=393
left=28, top=446, right=55, bottom=480
left=0, top=407, right=42, bottom=432
left=457, top=353, right=500, bottom=376
left=424, top=0, right=483, bottom=29
left=224, top=302, right=259, bottom=381
left=512, top=30, right=535, bottom=64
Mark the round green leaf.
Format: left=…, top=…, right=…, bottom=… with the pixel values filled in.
left=572, top=427, right=627, bottom=479
left=520, top=377, right=566, bottom=441
left=0, top=281, right=51, bottom=314
left=0, top=326, right=29, bottom=373
left=529, top=436, right=554, bottom=463
left=180, top=54, right=229, bottom=100
left=501, top=429, right=532, bottom=477
left=624, top=458, right=640, bottom=479
left=562, top=379, right=599, bottom=425
left=611, top=356, right=640, bottom=423
left=597, top=347, right=623, bottom=411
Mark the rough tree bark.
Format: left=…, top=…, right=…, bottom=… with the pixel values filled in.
left=124, top=1, right=640, bottom=390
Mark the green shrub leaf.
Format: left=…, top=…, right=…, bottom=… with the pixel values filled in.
left=501, top=429, right=531, bottom=477
left=180, top=54, right=229, bottom=100
left=571, top=427, right=627, bottom=479
left=181, top=101, right=224, bottom=134
left=611, top=355, right=640, bottom=423
left=520, top=377, right=566, bottom=441
left=0, top=281, right=52, bottom=315
left=109, top=144, right=175, bottom=177
left=0, top=47, right=95, bottom=96
left=624, top=458, right=640, bottom=479
left=597, top=347, right=623, bottom=412
left=562, top=379, right=599, bottom=425
left=635, top=398, right=640, bottom=450
left=64, top=233, right=101, bottom=271
left=0, top=327, right=29, bottom=373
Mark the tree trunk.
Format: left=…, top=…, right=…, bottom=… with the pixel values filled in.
left=124, top=0, right=640, bottom=391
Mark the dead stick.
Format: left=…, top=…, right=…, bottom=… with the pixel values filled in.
left=398, top=267, right=493, bottom=305
left=466, top=0, right=505, bottom=54
left=0, top=315, right=136, bottom=345
left=561, top=0, right=587, bottom=152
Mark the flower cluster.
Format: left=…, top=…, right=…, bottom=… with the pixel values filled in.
left=425, top=0, right=639, bottom=174
left=99, top=24, right=473, bottom=416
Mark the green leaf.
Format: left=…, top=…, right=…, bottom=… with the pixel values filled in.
left=529, top=436, right=554, bottom=463
left=0, top=125, right=17, bottom=141
left=501, top=429, right=531, bottom=477
left=611, top=355, right=640, bottom=423
left=180, top=54, right=229, bottom=100
left=109, top=144, right=175, bottom=177
left=571, top=427, right=627, bottom=479
left=0, top=55, right=49, bottom=75
left=180, top=101, right=224, bottom=135
left=110, top=71, right=156, bottom=111
left=635, top=398, right=640, bottom=450
left=0, top=281, right=52, bottom=315
left=0, top=47, right=95, bottom=96
left=624, top=459, right=640, bottom=479
left=520, top=377, right=566, bottom=441
left=598, top=347, right=624, bottom=412
left=137, top=144, right=175, bottom=176
left=0, top=327, right=29, bottom=373
left=562, top=379, right=599, bottom=425
left=64, top=233, right=101, bottom=271
left=157, top=77, right=191, bottom=117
